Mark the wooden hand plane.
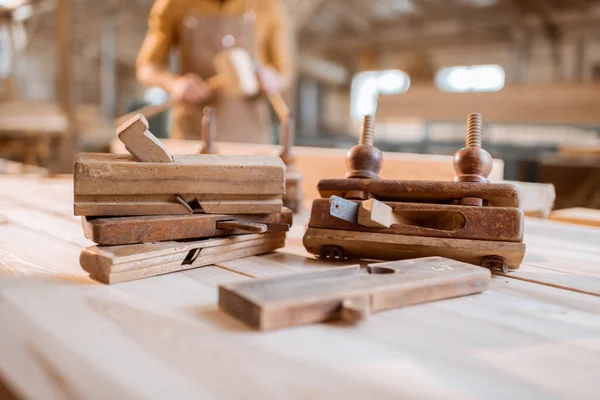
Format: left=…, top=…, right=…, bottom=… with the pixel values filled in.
left=74, top=114, right=286, bottom=217
left=219, top=256, right=490, bottom=330
left=303, top=114, right=526, bottom=273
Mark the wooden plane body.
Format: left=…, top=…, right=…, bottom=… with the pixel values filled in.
left=81, top=232, right=286, bottom=284
left=304, top=179, right=526, bottom=270
left=82, top=208, right=293, bottom=246
left=219, top=257, right=491, bottom=330
left=73, top=153, right=286, bottom=216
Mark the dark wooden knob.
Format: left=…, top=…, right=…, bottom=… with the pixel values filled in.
left=346, top=115, right=383, bottom=179
left=454, top=113, right=493, bottom=183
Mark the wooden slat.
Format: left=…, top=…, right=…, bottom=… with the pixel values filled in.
left=550, top=208, right=600, bottom=228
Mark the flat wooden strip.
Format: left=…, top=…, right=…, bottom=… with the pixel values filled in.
left=82, top=209, right=292, bottom=245
left=74, top=153, right=285, bottom=196
left=318, top=179, right=520, bottom=208
left=303, top=228, right=526, bottom=269
left=319, top=197, right=524, bottom=242
left=219, top=257, right=490, bottom=330
left=550, top=208, right=600, bottom=227
left=81, top=233, right=287, bottom=284
left=503, top=181, right=555, bottom=218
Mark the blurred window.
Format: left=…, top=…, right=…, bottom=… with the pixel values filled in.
left=436, top=65, right=505, bottom=92
left=351, top=70, right=410, bottom=120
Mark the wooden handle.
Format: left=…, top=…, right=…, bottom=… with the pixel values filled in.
left=115, top=74, right=227, bottom=127
left=340, top=297, right=371, bottom=323
left=266, top=92, right=290, bottom=124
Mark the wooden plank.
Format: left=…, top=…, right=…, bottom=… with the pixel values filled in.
left=303, top=228, right=526, bottom=269
left=219, top=257, right=490, bottom=330
left=377, top=83, right=600, bottom=126
left=550, top=208, right=600, bottom=228
left=504, top=181, right=555, bottom=218
left=80, top=233, right=287, bottom=284
left=82, top=209, right=292, bottom=245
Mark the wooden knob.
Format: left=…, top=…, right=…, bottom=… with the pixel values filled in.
left=454, top=113, right=493, bottom=183
left=346, top=115, right=383, bottom=179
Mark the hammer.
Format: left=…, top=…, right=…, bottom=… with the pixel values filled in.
left=117, top=48, right=289, bottom=126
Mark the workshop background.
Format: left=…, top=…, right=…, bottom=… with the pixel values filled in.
left=1, top=0, right=599, bottom=209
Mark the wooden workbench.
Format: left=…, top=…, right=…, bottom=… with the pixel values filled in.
left=1, top=175, right=599, bottom=399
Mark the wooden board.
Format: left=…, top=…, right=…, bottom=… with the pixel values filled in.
left=316, top=197, right=523, bottom=242
left=318, top=179, right=520, bottom=208
left=83, top=209, right=293, bottom=245
left=504, top=181, right=555, bottom=218
left=550, top=208, right=600, bottom=228
left=303, top=228, right=526, bottom=269
left=73, top=153, right=286, bottom=216
left=219, top=257, right=490, bottom=330
left=81, top=232, right=287, bottom=284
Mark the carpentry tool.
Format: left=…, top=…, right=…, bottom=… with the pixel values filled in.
left=81, top=232, right=287, bottom=284
left=82, top=208, right=292, bottom=246
left=219, top=256, right=491, bottom=330
left=74, top=114, right=286, bottom=216
left=303, top=114, right=526, bottom=272
left=116, top=47, right=286, bottom=125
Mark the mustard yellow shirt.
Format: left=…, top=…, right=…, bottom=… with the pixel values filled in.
left=137, top=0, right=293, bottom=84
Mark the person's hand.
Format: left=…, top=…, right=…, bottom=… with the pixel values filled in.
left=257, top=66, right=281, bottom=94
left=170, top=73, right=211, bottom=104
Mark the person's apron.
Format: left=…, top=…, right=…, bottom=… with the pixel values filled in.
left=173, top=12, right=271, bottom=143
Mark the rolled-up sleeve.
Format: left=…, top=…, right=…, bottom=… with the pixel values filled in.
left=136, top=0, right=180, bottom=68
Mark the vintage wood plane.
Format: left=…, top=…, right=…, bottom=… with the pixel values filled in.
left=74, top=114, right=286, bottom=216
left=303, top=114, right=526, bottom=272
left=82, top=208, right=292, bottom=246
left=81, top=232, right=286, bottom=284
left=219, top=256, right=491, bottom=330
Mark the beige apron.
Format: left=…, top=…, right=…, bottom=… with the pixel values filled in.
left=173, top=12, right=271, bottom=143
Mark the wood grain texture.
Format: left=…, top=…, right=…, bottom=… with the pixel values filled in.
left=80, top=232, right=286, bottom=284
left=117, top=114, right=173, bottom=163
left=550, top=208, right=600, bottom=227
left=318, top=179, right=520, bottom=208
left=219, top=257, right=490, bottom=330
left=319, top=197, right=524, bottom=242
left=73, top=153, right=286, bottom=216
left=303, top=228, right=526, bottom=269
left=82, top=209, right=293, bottom=245
left=74, top=153, right=285, bottom=196
left=2, top=177, right=600, bottom=399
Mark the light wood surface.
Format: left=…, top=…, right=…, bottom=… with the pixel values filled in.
left=110, top=140, right=506, bottom=200
left=1, top=176, right=600, bottom=398
left=550, top=208, right=600, bottom=228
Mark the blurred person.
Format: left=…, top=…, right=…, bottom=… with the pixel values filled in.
left=136, top=0, right=293, bottom=143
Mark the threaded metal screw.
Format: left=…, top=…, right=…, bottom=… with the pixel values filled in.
left=359, top=115, right=375, bottom=146
left=466, top=113, right=482, bottom=148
